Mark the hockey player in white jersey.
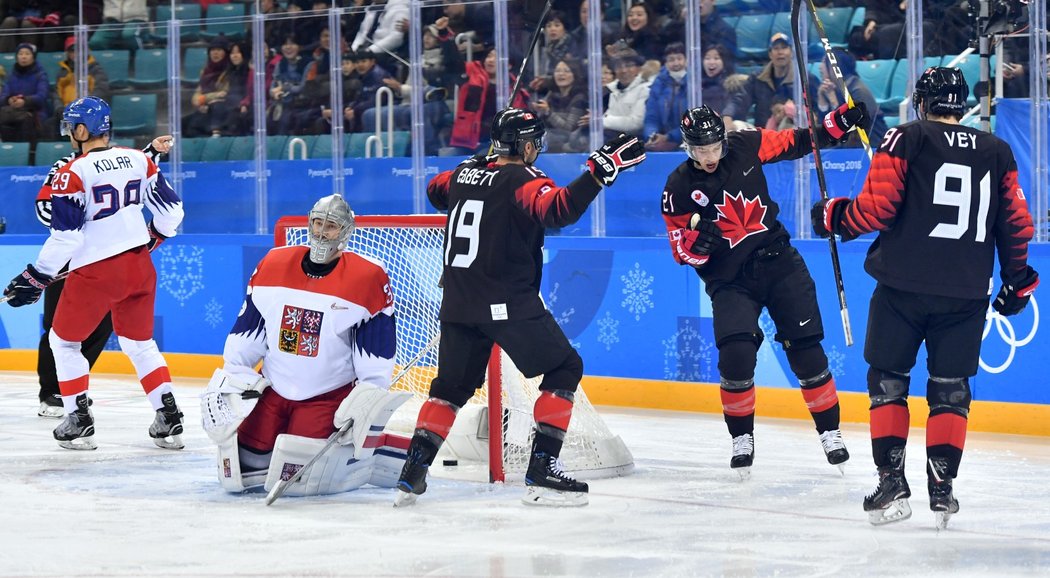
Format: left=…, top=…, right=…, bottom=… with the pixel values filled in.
left=3, top=96, right=186, bottom=451
left=201, top=194, right=411, bottom=497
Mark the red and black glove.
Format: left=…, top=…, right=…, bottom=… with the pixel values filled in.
left=674, top=213, right=722, bottom=267
left=146, top=220, right=168, bottom=252
left=811, top=197, right=850, bottom=238
left=823, top=101, right=869, bottom=141
left=993, top=265, right=1039, bottom=316
left=587, top=133, right=646, bottom=187
left=4, top=264, right=53, bottom=307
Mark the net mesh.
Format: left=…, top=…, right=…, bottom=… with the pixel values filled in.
left=276, top=216, right=633, bottom=478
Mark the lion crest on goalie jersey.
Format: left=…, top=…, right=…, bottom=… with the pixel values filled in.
left=307, top=194, right=355, bottom=264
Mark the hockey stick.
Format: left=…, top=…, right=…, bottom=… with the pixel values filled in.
left=791, top=0, right=854, bottom=347
left=803, top=0, right=873, bottom=160
left=265, top=331, right=441, bottom=506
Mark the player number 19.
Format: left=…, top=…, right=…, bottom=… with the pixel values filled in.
left=929, top=163, right=990, bottom=243
left=444, top=199, right=483, bottom=268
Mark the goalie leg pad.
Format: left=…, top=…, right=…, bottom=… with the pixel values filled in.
left=368, top=433, right=410, bottom=488
left=333, top=383, right=412, bottom=459
left=263, top=434, right=372, bottom=497
left=217, top=434, right=267, bottom=492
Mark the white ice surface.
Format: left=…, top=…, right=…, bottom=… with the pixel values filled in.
left=1, top=372, right=1048, bottom=578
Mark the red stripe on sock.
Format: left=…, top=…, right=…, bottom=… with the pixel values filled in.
left=58, top=375, right=89, bottom=397
left=721, top=388, right=756, bottom=417
left=534, top=391, right=574, bottom=432
left=376, top=433, right=411, bottom=451
left=415, top=398, right=457, bottom=439
left=927, top=413, right=968, bottom=450
left=870, top=404, right=910, bottom=440
left=801, top=378, right=839, bottom=413
left=140, top=366, right=172, bottom=394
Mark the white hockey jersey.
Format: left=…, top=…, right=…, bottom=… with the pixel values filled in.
left=224, top=246, right=397, bottom=401
left=35, top=145, right=184, bottom=277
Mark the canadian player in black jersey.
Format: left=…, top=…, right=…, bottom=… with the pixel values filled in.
left=395, top=108, right=646, bottom=507
left=812, top=67, right=1037, bottom=528
left=661, top=103, right=868, bottom=478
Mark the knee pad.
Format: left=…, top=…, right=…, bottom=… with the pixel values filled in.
left=117, top=335, right=167, bottom=375
left=927, top=376, right=972, bottom=417
left=539, top=349, right=583, bottom=393
left=717, top=337, right=758, bottom=383
left=784, top=342, right=829, bottom=385
left=867, top=367, right=911, bottom=408
left=48, top=329, right=89, bottom=382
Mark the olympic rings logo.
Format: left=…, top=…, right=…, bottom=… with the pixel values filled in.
left=979, top=295, right=1039, bottom=374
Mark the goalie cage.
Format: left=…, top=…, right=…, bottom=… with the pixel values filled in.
left=274, top=214, right=634, bottom=482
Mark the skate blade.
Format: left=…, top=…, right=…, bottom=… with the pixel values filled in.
left=521, top=486, right=589, bottom=507
left=38, top=404, right=65, bottom=419
left=733, top=466, right=751, bottom=481
left=835, top=463, right=846, bottom=476
left=58, top=436, right=98, bottom=451
left=393, top=490, right=419, bottom=508
left=935, top=511, right=954, bottom=530
left=152, top=434, right=184, bottom=450
left=867, top=498, right=912, bottom=526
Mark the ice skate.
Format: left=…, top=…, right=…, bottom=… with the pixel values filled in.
left=819, top=429, right=849, bottom=474
left=730, top=433, right=754, bottom=480
left=148, top=392, right=185, bottom=450
left=38, top=394, right=65, bottom=419
left=928, top=458, right=960, bottom=530
left=53, top=394, right=96, bottom=450
left=863, top=447, right=911, bottom=525
left=394, top=431, right=439, bottom=508
left=522, top=451, right=589, bottom=507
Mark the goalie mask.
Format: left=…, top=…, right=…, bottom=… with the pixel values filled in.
left=681, top=105, right=728, bottom=162
left=307, top=194, right=355, bottom=264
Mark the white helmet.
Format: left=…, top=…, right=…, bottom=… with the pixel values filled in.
left=307, top=194, right=355, bottom=264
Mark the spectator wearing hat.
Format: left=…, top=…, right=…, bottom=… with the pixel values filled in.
left=183, top=36, right=233, bottom=138
left=88, top=0, right=150, bottom=52
left=55, top=37, right=111, bottom=109
left=0, top=1, right=75, bottom=54
left=0, top=42, right=51, bottom=145
left=644, top=42, right=690, bottom=152
left=722, top=33, right=819, bottom=130
left=816, top=49, right=887, bottom=149
left=579, top=49, right=650, bottom=140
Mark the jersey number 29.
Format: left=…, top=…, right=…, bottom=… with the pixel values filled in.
left=444, top=199, right=483, bottom=268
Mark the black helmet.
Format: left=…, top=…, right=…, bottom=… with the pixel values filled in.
left=491, top=107, right=545, bottom=156
left=913, top=66, right=969, bottom=119
left=681, top=105, right=727, bottom=159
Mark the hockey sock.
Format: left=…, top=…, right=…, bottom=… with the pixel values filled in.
left=533, top=390, right=575, bottom=456
left=870, top=403, right=910, bottom=468
left=799, top=371, right=841, bottom=433
left=117, top=336, right=174, bottom=410
left=50, top=330, right=91, bottom=413
left=926, top=412, right=967, bottom=479
left=720, top=378, right=756, bottom=438
left=415, top=397, right=458, bottom=440
left=58, top=375, right=89, bottom=414
left=140, top=367, right=174, bottom=410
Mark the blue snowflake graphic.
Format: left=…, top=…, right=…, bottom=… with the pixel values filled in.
left=620, top=262, right=654, bottom=321
left=203, top=298, right=224, bottom=329
left=661, top=319, right=714, bottom=381
left=826, top=345, right=847, bottom=379
left=158, top=245, right=205, bottom=306
left=596, top=311, right=619, bottom=351
left=547, top=282, right=575, bottom=326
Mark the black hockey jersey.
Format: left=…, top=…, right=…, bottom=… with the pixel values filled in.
left=834, top=120, right=1034, bottom=300
left=660, top=127, right=820, bottom=294
left=427, top=160, right=602, bottom=323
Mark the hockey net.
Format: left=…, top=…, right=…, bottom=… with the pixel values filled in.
left=274, top=215, right=633, bottom=481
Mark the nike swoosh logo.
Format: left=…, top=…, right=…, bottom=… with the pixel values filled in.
left=331, top=303, right=348, bottom=310
left=799, top=319, right=811, bottom=326
left=743, top=166, right=754, bottom=176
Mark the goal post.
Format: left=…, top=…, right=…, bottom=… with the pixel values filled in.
left=273, top=214, right=634, bottom=482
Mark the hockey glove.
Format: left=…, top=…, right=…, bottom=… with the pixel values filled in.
left=823, top=101, right=869, bottom=141
left=674, top=213, right=723, bottom=267
left=587, top=133, right=646, bottom=187
left=4, top=264, right=53, bottom=307
left=811, top=197, right=850, bottom=239
left=993, top=265, right=1039, bottom=316
left=146, top=220, right=168, bottom=252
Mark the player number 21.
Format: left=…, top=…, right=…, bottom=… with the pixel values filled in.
left=445, top=199, right=483, bottom=268
left=929, top=163, right=990, bottom=243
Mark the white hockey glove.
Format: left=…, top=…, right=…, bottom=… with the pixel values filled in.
left=200, top=368, right=271, bottom=443
left=333, top=383, right=411, bottom=458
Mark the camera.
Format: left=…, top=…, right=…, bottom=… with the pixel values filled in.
left=967, top=0, right=1029, bottom=44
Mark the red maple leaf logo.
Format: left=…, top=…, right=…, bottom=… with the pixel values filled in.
left=713, top=191, right=768, bottom=248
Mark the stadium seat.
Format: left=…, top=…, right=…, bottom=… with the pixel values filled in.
left=38, top=52, right=64, bottom=86
left=811, top=7, right=854, bottom=47
left=200, top=136, right=234, bottom=161
left=285, top=135, right=313, bottom=159
left=722, top=15, right=739, bottom=30
left=182, top=47, right=209, bottom=87
left=226, top=136, right=255, bottom=161
left=735, top=13, right=775, bottom=61
left=266, top=135, right=290, bottom=159
left=179, top=137, right=208, bottom=162
left=389, top=131, right=411, bottom=156
left=201, top=3, right=247, bottom=40
left=849, top=7, right=866, bottom=32
left=347, top=133, right=372, bottom=158
left=883, top=115, right=900, bottom=128
left=129, top=49, right=168, bottom=88
left=770, top=12, right=792, bottom=38
left=0, top=142, right=30, bottom=166
left=942, top=54, right=980, bottom=104
left=309, top=134, right=350, bottom=159
left=855, top=59, right=896, bottom=104
left=884, top=60, right=910, bottom=113
left=34, top=142, right=70, bottom=166
left=0, top=53, right=14, bottom=72
left=110, top=94, right=157, bottom=136
left=155, top=3, right=203, bottom=42
left=95, top=50, right=131, bottom=89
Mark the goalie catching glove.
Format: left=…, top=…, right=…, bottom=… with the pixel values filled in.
left=587, top=133, right=646, bottom=187
left=993, top=265, right=1039, bottom=316
left=4, top=264, right=53, bottom=307
left=199, top=368, right=271, bottom=442
left=674, top=213, right=723, bottom=267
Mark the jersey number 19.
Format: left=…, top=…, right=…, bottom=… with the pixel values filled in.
left=445, top=199, right=483, bottom=268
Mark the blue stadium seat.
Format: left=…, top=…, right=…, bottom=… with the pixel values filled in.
left=770, top=12, right=792, bottom=38
left=129, top=49, right=167, bottom=88
left=0, top=142, right=30, bottom=166
left=111, top=93, right=157, bottom=136
left=226, top=136, right=255, bottom=161
left=266, top=135, right=290, bottom=159
left=882, top=58, right=941, bottom=114
left=855, top=59, right=896, bottom=104
left=38, top=52, right=64, bottom=85
left=95, top=50, right=130, bottom=89
left=200, top=136, right=234, bottom=161
left=849, top=7, right=866, bottom=31
left=883, top=115, right=900, bottom=128
left=735, top=13, right=775, bottom=61
left=390, top=131, right=411, bottom=156
left=309, top=134, right=350, bottom=159
left=182, top=47, right=209, bottom=87
left=201, top=3, right=247, bottom=40
left=155, top=3, right=203, bottom=42
left=0, top=53, right=14, bottom=71
left=811, top=7, right=854, bottom=47
left=34, top=142, right=70, bottom=166
left=347, top=133, right=372, bottom=158
left=179, top=137, right=208, bottom=162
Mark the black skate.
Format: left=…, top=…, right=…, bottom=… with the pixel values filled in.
left=730, top=433, right=754, bottom=480
left=148, top=392, right=185, bottom=450
left=53, top=394, right=96, bottom=450
left=819, top=429, right=850, bottom=474
left=928, top=458, right=960, bottom=530
left=394, top=430, right=440, bottom=507
left=864, top=447, right=911, bottom=525
left=523, top=451, right=589, bottom=507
